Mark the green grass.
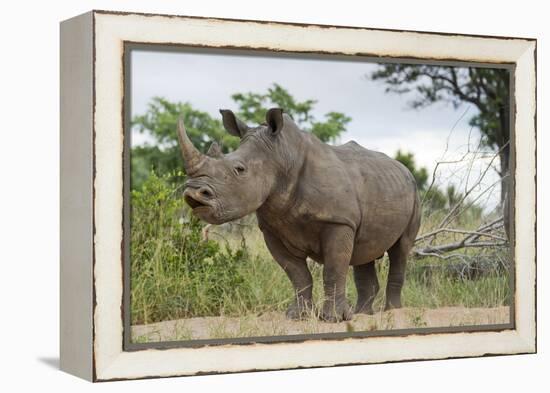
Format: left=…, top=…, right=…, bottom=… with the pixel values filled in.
left=130, top=173, right=510, bottom=327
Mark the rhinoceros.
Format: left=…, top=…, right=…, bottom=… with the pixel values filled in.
left=177, top=108, right=421, bottom=322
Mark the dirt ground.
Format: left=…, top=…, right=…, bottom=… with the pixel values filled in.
left=131, top=306, right=510, bottom=343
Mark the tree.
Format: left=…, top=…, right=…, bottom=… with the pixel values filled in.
left=394, top=150, right=446, bottom=212
left=232, top=83, right=350, bottom=144
left=131, top=84, right=351, bottom=189
left=394, top=149, right=429, bottom=190
left=370, top=65, right=510, bottom=203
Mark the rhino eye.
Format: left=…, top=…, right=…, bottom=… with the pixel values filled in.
left=234, top=164, right=246, bottom=176
left=200, top=189, right=213, bottom=198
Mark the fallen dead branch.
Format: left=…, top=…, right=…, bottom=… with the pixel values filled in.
left=414, top=216, right=506, bottom=257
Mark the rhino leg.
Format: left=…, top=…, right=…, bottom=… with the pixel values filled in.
left=385, top=239, right=408, bottom=310
left=353, top=262, right=379, bottom=315
left=385, top=200, right=420, bottom=310
left=320, top=225, right=354, bottom=322
left=261, top=230, right=313, bottom=320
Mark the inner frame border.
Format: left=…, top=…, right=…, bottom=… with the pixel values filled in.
left=121, top=42, right=517, bottom=352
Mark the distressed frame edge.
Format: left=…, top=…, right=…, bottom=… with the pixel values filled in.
left=92, top=8, right=537, bottom=42
left=59, top=11, right=95, bottom=381
left=511, top=42, right=537, bottom=353
left=90, top=11, right=537, bottom=381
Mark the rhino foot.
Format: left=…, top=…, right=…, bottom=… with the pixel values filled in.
left=320, top=300, right=353, bottom=323
left=384, top=297, right=402, bottom=311
left=285, top=299, right=314, bottom=320
left=354, top=304, right=375, bottom=315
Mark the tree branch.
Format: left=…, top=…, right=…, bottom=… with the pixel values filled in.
left=415, top=227, right=506, bottom=243
left=414, top=240, right=507, bottom=257
left=414, top=216, right=507, bottom=257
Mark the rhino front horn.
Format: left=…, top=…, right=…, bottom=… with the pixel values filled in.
left=177, top=117, right=204, bottom=174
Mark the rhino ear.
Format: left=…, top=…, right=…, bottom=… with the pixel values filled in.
left=206, top=141, right=223, bottom=158
left=220, top=109, right=249, bottom=138
left=266, top=108, right=284, bottom=135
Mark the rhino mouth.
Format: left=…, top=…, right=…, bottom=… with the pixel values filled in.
left=184, top=194, right=210, bottom=210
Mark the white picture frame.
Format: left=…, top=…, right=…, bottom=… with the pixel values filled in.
left=60, top=10, right=536, bottom=381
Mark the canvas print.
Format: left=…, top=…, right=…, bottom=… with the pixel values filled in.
left=126, top=47, right=512, bottom=345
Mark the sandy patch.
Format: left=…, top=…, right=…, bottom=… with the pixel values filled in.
left=131, top=306, right=510, bottom=343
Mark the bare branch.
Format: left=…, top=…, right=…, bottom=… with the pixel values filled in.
left=414, top=240, right=507, bottom=257
left=412, top=251, right=470, bottom=261
left=415, top=227, right=506, bottom=243
left=476, top=216, right=504, bottom=232
left=450, top=175, right=507, bottom=224
left=414, top=216, right=507, bottom=258
left=437, top=142, right=508, bottom=228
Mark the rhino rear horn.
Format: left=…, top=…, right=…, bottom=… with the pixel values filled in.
left=177, top=117, right=204, bottom=174
left=206, top=141, right=223, bottom=158
left=220, top=109, right=249, bottom=138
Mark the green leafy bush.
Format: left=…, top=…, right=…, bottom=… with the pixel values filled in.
left=130, top=172, right=251, bottom=324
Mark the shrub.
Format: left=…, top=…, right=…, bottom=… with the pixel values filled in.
left=130, top=172, right=249, bottom=324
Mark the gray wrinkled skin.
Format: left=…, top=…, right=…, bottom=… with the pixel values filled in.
left=178, top=108, right=421, bottom=322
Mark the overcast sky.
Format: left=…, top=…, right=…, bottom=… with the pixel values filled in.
left=131, top=49, right=502, bottom=211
